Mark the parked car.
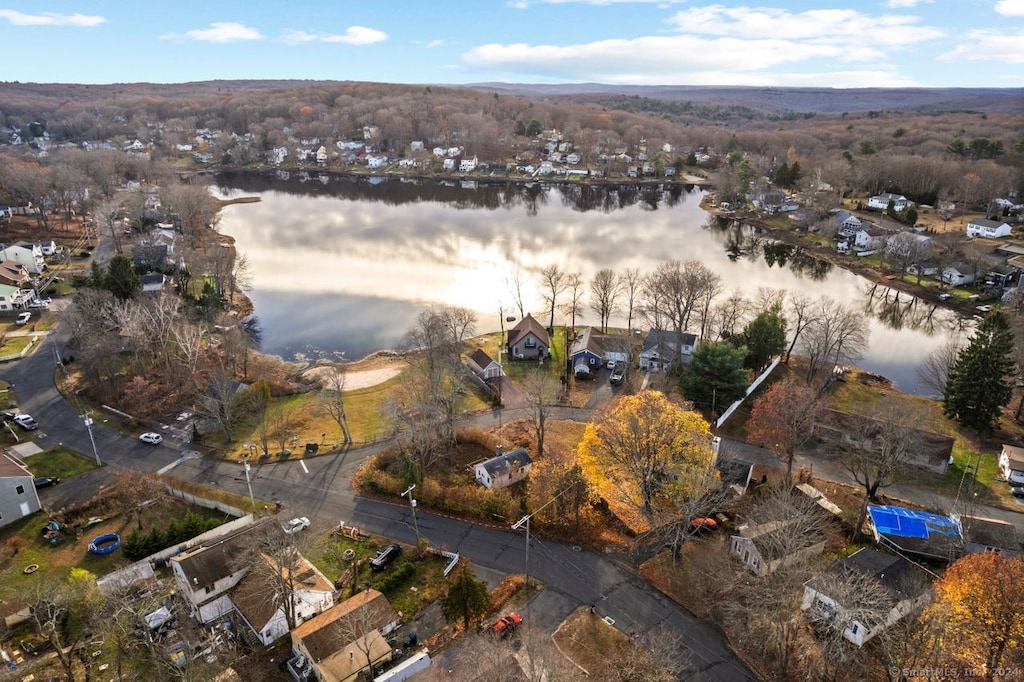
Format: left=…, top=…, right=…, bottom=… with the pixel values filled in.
left=13, top=414, right=38, bottom=430
left=283, top=517, right=311, bottom=534
left=15, top=312, right=31, bottom=325
left=610, top=367, right=625, bottom=385
left=369, top=543, right=403, bottom=571
left=688, top=517, right=718, bottom=534
left=1011, top=486, right=1024, bottom=499
left=33, top=476, right=61, bottom=489
left=490, top=613, right=523, bottom=638
left=938, top=293, right=952, bottom=301
left=606, top=360, right=617, bottom=370
left=139, top=432, right=163, bottom=445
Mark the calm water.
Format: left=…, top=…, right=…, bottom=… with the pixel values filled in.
left=213, top=173, right=967, bottom=394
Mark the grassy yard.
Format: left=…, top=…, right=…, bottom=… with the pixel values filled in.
left=25, top=448, right=101, bottom=478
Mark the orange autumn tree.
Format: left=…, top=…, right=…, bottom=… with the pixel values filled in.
left=927, top=552, right=1024, bottom=679
left=577, top=391, right=717, bottom=532
left=745, top=376, right=827, bottom=484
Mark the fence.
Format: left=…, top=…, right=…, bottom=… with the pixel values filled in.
left=716, top=357, right=782, bottom=429
left=163, top=483, right=249, bottom=518
left=0, top=336, right=36, bottom=362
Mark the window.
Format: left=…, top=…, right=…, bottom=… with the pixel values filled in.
left=16, top=484, right=24, bottom=495
left=850, top=623, right=859, bottom=635
left=525, top=337, right=537, bottom=348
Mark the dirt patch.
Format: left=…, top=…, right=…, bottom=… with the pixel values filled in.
left=301, top=353, right=408, bottom=390
left=552, top=607, right=633, bottom=676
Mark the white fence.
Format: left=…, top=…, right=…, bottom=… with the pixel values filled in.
left=716, top=357, right=782, bottom=429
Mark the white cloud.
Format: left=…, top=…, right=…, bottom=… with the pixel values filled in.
left=0, top=9, right=105, bottom=26
left=665, top=5, right=944, bottom=46
left=321, top=26, right=387, bottom=45
left=886, top=0, right=932, bottom=7
left=939, top=30, right=1024, bottom=63
left=511, top=0, right=686, bottom=5
left=995, top=0, right=1024, bottom=15
left=164, top=22, right=263, bottom=42
left=282, top=29, right=318, bottom=44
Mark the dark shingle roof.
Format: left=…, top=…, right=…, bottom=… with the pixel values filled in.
left=507, top=313, right=549, bottom=348
left=480, top=448, right=532, bottom=478
left=171, top=522, right=265, bottom=590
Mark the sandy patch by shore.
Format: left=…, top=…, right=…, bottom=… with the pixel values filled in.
left=301, top=353, right=406, bottom=390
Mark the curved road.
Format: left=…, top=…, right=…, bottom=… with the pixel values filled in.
left=1, top=336, right=758, bottom=681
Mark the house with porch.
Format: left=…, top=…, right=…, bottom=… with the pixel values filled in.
left=506, top=313, right=550, bottom=361
left=639, top=329, right=697, bottom=372
left=0, top=284, right=35, bottom=311
left=854, top=227, right=890, bottom=252
left=801, top=548, right=929, bottom=648
left=867, top=193, right=913, bottom=212
left=966, top=218, right=1013, bottom=239
left=475, top=447, right=533, bottom=490
left=834, top=211, right=865, bottom=236
left=941, top=263, right=976, bottom=287
left=466, top=348, right=502, bottom=380
left=230, top=552, right=335, bottom=646
left=289, top=589, right=400, bottom=682
left=0, top=449, right=40, bottom=529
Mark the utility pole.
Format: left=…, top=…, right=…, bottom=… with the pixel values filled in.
left=82, top=414, right=101, bottom=466
left=243, top=448, right=257, bottom=514
left=511, top=483, right=575, bottom=588
left=402, top=484, right=422, bottom=555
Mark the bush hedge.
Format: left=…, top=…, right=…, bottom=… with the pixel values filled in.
left=122, top=510, right=223, bottom=560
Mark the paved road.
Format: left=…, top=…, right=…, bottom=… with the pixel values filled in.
left=1, top=336, right=759, bottom=681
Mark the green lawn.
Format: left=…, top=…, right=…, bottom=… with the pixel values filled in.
left=26, top=448, right=102, bottom=478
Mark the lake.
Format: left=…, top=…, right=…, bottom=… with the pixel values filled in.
left=213, top=172, right=967, bottom=395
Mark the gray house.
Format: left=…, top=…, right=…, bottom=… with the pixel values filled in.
left=506, top=313, right=550, bottom=361
left=638, top=329, right=697, bottom=372
left=0, top=450, right=40, bottom=528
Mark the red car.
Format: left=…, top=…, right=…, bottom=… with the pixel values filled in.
left=688, top=517, right=718, bottom=534
left=490, top=612, right=523, bottom=638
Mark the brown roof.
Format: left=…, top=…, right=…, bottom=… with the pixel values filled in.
left=960, top=515, right=1020, bottom=551
left=0, top=450, right=32, bottom=479
left=468, top=348, right=496, bottom=369
left=1003, top=444, right=1024, bottom=471
left=231, top=552, right=333, bottom=632
left=316, top=631, right=392, bottom=682
left=507, top=313, right=549, bottom=349
left=292, top=589, right=396, bottom=663
left=171, top=522, right=266, bottom=590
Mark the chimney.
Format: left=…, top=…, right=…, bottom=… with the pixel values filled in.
left=496, top=445, right=504, bottom=457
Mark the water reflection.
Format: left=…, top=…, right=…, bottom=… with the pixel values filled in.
left=213, top=174, right=966, bottom=394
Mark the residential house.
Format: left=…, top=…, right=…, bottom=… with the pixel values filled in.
left=140, top=273, right=166, bottom=293
left=0, top=243, right=46, bottom=274
left=466, top=348, right=502, bottom=380
left=268, top=147, right=288, bottom=165
left=569, top=327, right=629, bottom=377
left=0, top=262, right=32, bottom=287
left=410, top=141, right=425, bottom=152
left=366, top=156, right=388, bottom=169
left=886, top=232, right=932, bottom=260
left=941, top=263, right=976, bottom=287
left=231, top=552, right=335, bottom=646
left=834, top=211, right=865, bottom=236
left=0, top=206, right=11, bottom=220
left=566, top=152, right=580, bottom=165
left=442, top=158, right=456, bottom=171
left=175, top=143, right=193, bottom=152
left=459, top=156, right=478, bottom=173
left=290, top=589, right=400, bottom=682
left=866, top=505, right=962, bottom=562
left=730, top=518, right=826, bottom=577
left=316, top=146, right=328, bottom=165
left=854, top=227, right=890, bottom=252
left=132, top=244, right=169, bottom=272
left=801, top=548, right=930, bottom=647
left=664, top=165, right=676, bottom=177
left=999, top=444, right=1024, bottom=484
left=952, top=513, right=1021, bottom=557
left=867, top=193, right=913, bottom=212
left=506, top=313, right=550, bottom=361
left=906, top=262, right=938, bottom=278
left=475, top=447, right=533, bottom=490
left=432, top=146, right=445, bottom=157
left=966, top=218, right=1013, bottom=239
left=639, top=329, right=698, bottom=372
left=0, top=284, right=34, bottom=311
left=0, top=449, right=41, bottom=528
left=35, top=240, right=61, bottom=257
left=752, top=190, right=786, bottom=214
left=813, top=409, right=952, bottom=475
left=169, top=522, right=267, bottom=624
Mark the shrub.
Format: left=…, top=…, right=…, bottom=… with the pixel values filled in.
left=375, top=560, right=415, bottom=595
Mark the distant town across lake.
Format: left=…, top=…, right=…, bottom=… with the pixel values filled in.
left=213, top=173, right=968, bottom=395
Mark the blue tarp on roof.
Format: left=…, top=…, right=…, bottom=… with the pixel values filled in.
left=868, top=505, right=960, bottom=540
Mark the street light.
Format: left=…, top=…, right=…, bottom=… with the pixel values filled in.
left=402, top=484, right=422, bottom=554
left=82, top=414, right=101, bottom=466
left=241, top=449, right=257, bottom=514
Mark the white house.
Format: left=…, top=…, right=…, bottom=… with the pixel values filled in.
left=467, top=348, right=502, bottom=380
left=801, top=548, right=929, bottom=648
left=170, top=523, right=265, bottom=624
left=941, top=263, right=976, bottom=287
left=834, top=211, right=864, bottom=236
left=459, top=155, right=478, bottom=173
left=868, top=193, right=913, bottom=212
left=966, top=218, right=1013, bottom=239
left=0, top=450, right=41, bottom=529
left=231, top=552, right=335, bottom=646
left=639, top=329, right=698, bottom=372
left=366, top=156, right=389, bottom=169
left=475, top=447, right=533, bottom=490
left=442, top=158, right=456, bottom=171
left=1000, top=444, right=1024, bottom=485
left=268, top=147, right=288, bottom=165
left=730, top=519, right=826, bottom=577
left=316, top=146, right=328, bottom=165
left=0, top=284, right=33, bottom=311
left=0, top=243, right=46, bottom=274
left=854, top=228, right=890, bottom=251
left=410, top=140, right=425, bottom=152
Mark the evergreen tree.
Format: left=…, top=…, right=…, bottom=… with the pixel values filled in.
left=943, top=310, right=1015, bottom=433
left=439, top=564, right=491, bottom=632
left=105, top=253, right=142, bottom=300
left=683, top=341, right=749, bottom=415
left=740, top=304, right=788, bottom=370
left=773, top=162, right=791, bottom=187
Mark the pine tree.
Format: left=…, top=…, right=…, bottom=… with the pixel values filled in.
left=439, top=564, right=491, bottom=632
left=943, top=310, right=1015, bottom=433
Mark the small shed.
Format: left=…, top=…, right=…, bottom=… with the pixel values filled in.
left=475, top=448, right=533, bottom=490
left=467, top=349, right=502, bottom=380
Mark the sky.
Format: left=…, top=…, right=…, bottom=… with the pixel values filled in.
left=0, top=1, right=1022, bottom=88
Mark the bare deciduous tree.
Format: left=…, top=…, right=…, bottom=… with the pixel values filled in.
left=590, top=268, right=620, bottom=332
left=539, top=264, right=568, bottom=332
left=620, top=267, right=642, bottom=333
left=917, top=335, right=964, bottom=398
left=317, top=367, right=353, bottom=445
left=560, top=272, right=585, bottom=329
left=521, top=369, right=562, bottom=458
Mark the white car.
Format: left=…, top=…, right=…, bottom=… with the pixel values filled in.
left=283, top=517, right=311, bottom=534
left=15, top=312, right=31, bottom=326
left=13, top=414, right=38, bottom=430
left=139, top=432, right=163, bottom=445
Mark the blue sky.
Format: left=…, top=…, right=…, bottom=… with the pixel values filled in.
left=1, top=1, right=1022, bottom=88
